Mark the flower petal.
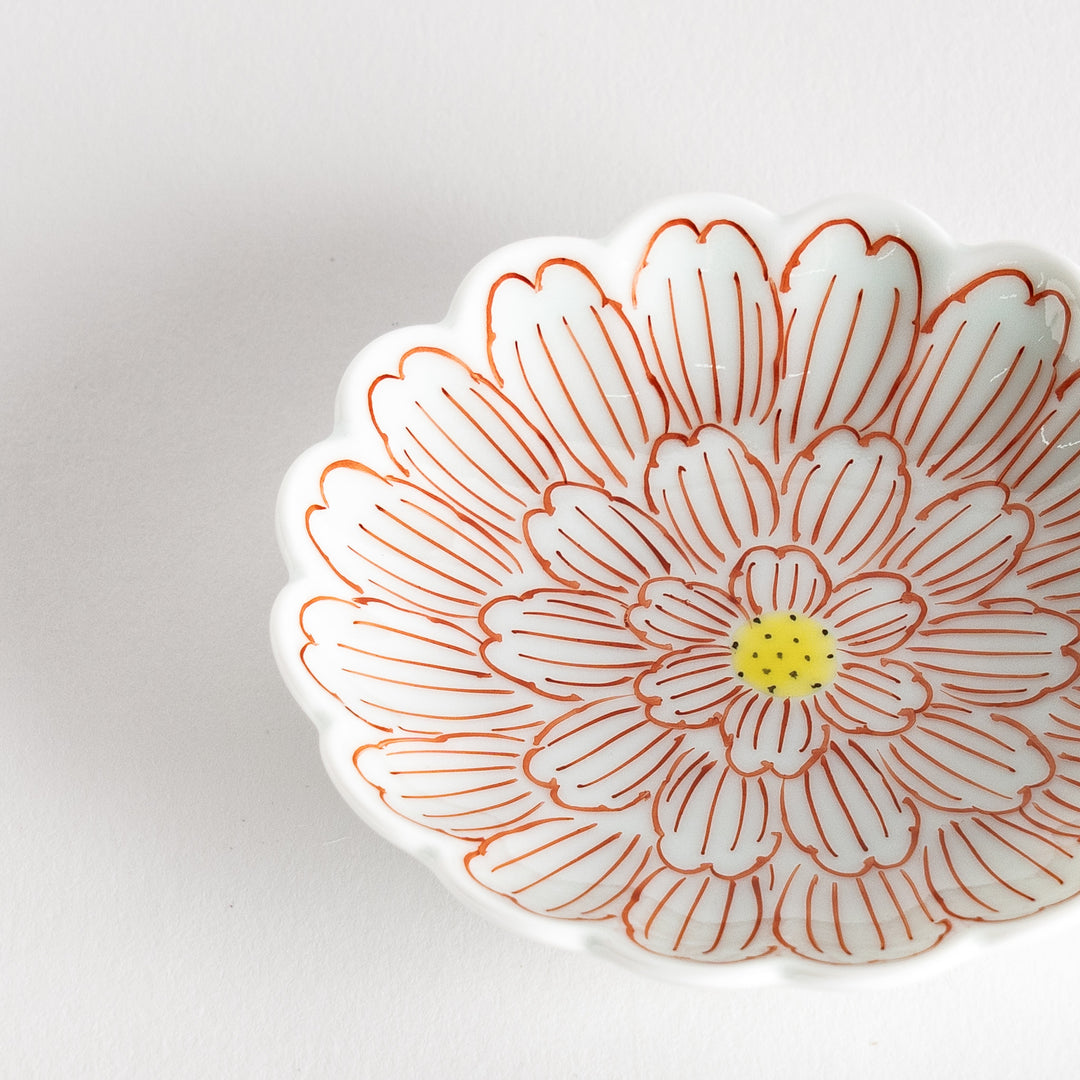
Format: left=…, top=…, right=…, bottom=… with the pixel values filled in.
left=887, top=482, right=1034, bottom=605
left=369, top=349, right=564, bottom=539
left=307, top=463, right=522, bottom=619
left=1022, top=690, right=1080, bottom=834
left=524, top=697, right=687, bottom=811
left=728, top=546, right=832, bottom=617
left=1015, top=426, right=1080, bottom=606
left=1002, top=382, right=1080, bottom=511
left=1017, top=538, right=1080, bottom=616
left=891, top=271, right=1070, bottom=482
left=923, top=812, right=1080, bottom=921
left=464, top=816, right=656, bottom=919
left=643, top=426, right=779, bottom=573
left=631, top=218, right=782, bottom=429
left=777, top=221, right=921, bottom=445
left=882, top=705, right=1053, bottom=814
left=824, top=573, right=926, bottom=655
left=486, top=259, right=667, bottom=488
left=908, top=599, right=1080, bottom=707
left=627, top=578, right=744, bottom=649
left=300, top=598, right=535, bottom=732
left=782, top=428, right=910, bottom=570
left=774, top=861, right=948, bottom=964
left=635, top=646, right=742, bottom=728
left=655, top=748, right=782, bottom=877
left=354, top=733, right=545, bottom=839
left=479, top=589, right=651, bottom=699
left=721, top=692, right=830, bottom=778
left=523, top=483, right=693, bottom=596
left=979, top=392, right=1080, bottom=614
left=624, top=866, right=774, bottom=961
left=782, top=738, right=919, bottom=874
left=818, top=659, right=931, bottom=735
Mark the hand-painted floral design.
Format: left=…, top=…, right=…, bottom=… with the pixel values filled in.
left=284, top=203, right=1080, bottom=971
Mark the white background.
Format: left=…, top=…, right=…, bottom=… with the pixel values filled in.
left=5, top=1, right=1080, bottom=1075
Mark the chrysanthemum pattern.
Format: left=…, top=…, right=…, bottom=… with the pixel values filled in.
left=295, top=212, right=1080, bottom=966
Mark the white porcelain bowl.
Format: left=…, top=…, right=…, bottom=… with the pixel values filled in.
left=272, top=195, right=1080, bottom=985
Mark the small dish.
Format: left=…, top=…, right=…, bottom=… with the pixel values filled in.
left=272, top=195, right=1080, bottom=985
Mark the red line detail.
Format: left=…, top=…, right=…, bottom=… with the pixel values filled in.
left=698, top=267, right=722, bottom=422
left=814, top=287, right=864, bottom=430
left=668, top=276, right=702, bottom=424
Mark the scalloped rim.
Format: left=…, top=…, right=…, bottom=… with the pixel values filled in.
left=271, top=193, right=1080, bottom=988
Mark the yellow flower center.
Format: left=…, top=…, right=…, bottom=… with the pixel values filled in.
left=730, top=611, right=838, bottom=698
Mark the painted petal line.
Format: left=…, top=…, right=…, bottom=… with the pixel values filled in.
left=636, top=646, right=743, bottom=728
left=300, top=598, right=533, bottom=733
left=625, top=865, right=774, bottom=961
left=307, top=463, right=521, bottom=619
left=728, top=546, right=832, bottom=617
left=480, top=590, right=651, bottom=699
left=627, top=577, right=745, bottom=649
left=778, top=221, right=921, bottom=442
left=524, top=483, right=694, bottom=595
left=892, top=271, right=1069, bottom=481
left=774, top=862, right=948, bottom=963
left=882, top=707, right=1053, bottom=814
left=888, top=482, right=1034, bottom=604
left=782, top=427, right=910, bottom=570
left=524, top=697, right=686, bottom=812
left=824, top=573, right=926, bottom=656
left=631, top=218, right=782, bottom=429
left=655, top=752, right=781, bottom=877
left=782, top=738, right=919, bottom=875
left=465, top=817, right=656, bottom=919
left=924, top=812, right=1079, bottom=921
left=487, top=259, right=667, bottom=488
left=819, top=659, right=931, bottom=735
left=910, top=599, right=1080, bottom=707
left=644, top=425, right=779, bottom=571
left=370, top=348, right=564, bottom=537
left=355, top=732, right=546, bottom=839
left=721, top=692, right=830, bottom=778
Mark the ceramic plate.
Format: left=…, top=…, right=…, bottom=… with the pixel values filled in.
left=272, top=195, right=1080, bottom=985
